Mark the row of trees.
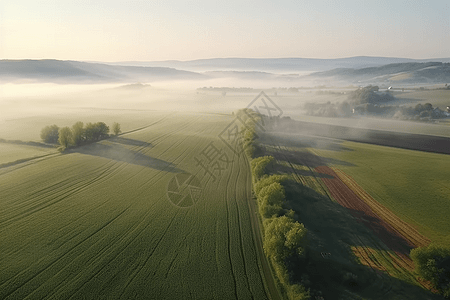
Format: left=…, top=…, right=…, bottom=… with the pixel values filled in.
left=41, top=122, right=121, bottom=150
left=238, top=108, right=450, bottom=298
left=237, top=109, right=310, bottom=300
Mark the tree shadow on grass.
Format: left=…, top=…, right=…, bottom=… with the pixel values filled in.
left=263, top=146, right=355, bottom=168
left=70, top=142, right=182, bottom=173
left=281, top=179, right=442, bottom=300
left=257, top=132, right=443, bottom=299
left=109, top=136, right=153, bottom=148
left=269, top=162, right=335, bottom=179
left=259, top=131, right=355, bottom=152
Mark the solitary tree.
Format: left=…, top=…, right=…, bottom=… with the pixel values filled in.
left=40, top=125, right=60, bottom=143
left=58, top=127, right=73, bottom=148
left=112, top=122, right=121, bottom=135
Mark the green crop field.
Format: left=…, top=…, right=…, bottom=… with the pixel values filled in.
left=395, top=89, right=450, bottom=110
left=293, top=115, right=450, bottom=138
left=0, top=113, right=273, bottom=299
left=256, top=131, right=445, bottom=299
left=0, top=110, right=170, bottom=142
left=0, top=143, right=56, bottom=165
left=311, top=141, right=450, bottom=246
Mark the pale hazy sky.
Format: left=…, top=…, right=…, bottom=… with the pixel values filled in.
left=1, top=0, right=449, bottom=61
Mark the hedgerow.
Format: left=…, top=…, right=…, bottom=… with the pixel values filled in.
left=237, top=108, right=310, bottom=300
left=250, top=156, right=273, bottom=182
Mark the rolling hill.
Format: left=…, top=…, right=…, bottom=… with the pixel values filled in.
left=0, top=60, right=206, bottom=83
left=2, top=58, right=450, bottom=85
left=105, top=56, right=450, bottom=72
left=309, top=62, right=450, bottom=85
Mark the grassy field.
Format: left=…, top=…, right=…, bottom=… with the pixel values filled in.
left=0, top=143, right=56, bottom=165
left=394, top=89, right=450, bottom=110
left=0, top=110, right=171, bottom=142
left=291, top=115, right=450, bottom=138
left=0, top=113, right=273, bottom=299
left=259, top=131, right=446, bottom=299
left=311, top=141, right=450, bottom=247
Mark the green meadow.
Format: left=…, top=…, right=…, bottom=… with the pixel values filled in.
left=0, top=143, right=56, bottom=165
left=0, top=113, right=272, bottom=299
left=312, top=141, right=450, bottom=246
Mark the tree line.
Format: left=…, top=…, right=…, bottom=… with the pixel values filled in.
left=237, top=108, right=310, bottom=300
left=238, top=108, right=450, bottom=298
left=41, top=122, right=121, bottom=150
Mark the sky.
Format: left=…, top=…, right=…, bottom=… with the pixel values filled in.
left=1, top=0, right=449, bottom=61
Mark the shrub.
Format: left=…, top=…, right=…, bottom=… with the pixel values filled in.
left=112, top=122, right=121, bottom=135
left=254, top=175, right=289, bottom=196
left=71, top=121, right=84, bottom=146
left=85, top=122, right=109, bottom=141
left=263, top=215, right=307, bottom=263
left=243, top=140, right=256, bottom=158
left=40, top=125, right=59, bottom=143
left=258, top=182, right=284, bottom=218
left=251, top=156, right=274, bottom=181
left=411, top=244, right=450, bottom=297
left=58, top=127, right=73, bottom=148
left=287, top=284, right=310, bottom=300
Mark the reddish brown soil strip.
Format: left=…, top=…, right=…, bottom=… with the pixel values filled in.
left=351, top=246, right=388, bottom=272
left=315, top=166, right=415, bottom=256
left=330, top=167, right=430, bottom=248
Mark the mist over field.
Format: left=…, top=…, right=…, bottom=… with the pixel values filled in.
left=2, top=58, right=450, bottom=142
left=2, top=0, right=450, bottom=297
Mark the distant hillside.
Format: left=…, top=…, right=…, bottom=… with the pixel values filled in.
left=3, top=58, right=450, bottom=85
left=0, top=60, right=205, bottom=83
left=105, top=56, right=450, bottom=72
left=309, top=62, right=450, bottom=85
left=204, top=71, right=277, bottom=80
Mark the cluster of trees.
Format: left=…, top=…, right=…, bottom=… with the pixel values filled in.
left=305, top=85, right=450, bottom=121
left=40, top=125, right=60, bottom=143
left=40, top=122, right=121, bottom=150
left=347, top=85, right=395, bottom=105
left=238, top=108, right=310, bottom=300
left=305, top=86, right=395, bottom=118
left=411, top=244, right=450, bottom=298
left=410, top=103, right=448, bottom=119
left=352, top=101, right=449, bottom=121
